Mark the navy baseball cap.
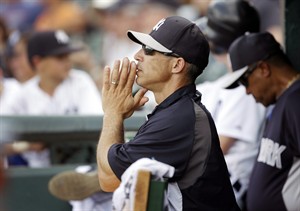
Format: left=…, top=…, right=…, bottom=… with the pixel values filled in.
left=223, top=32, right=282, bottom=89
left=27, top=30, right=82, bottom=64
left=127, top=16, right=210, bottom=70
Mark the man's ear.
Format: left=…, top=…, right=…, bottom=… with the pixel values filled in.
left=171, top=58, right=185, bottom=74
left=259, top=61, right=271, bottom=78
left=31, top=55, right=42, bottom=69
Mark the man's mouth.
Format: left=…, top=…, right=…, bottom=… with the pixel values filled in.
left=136, top=66, right=142, bottom=73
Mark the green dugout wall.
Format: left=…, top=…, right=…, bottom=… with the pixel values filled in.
left=285, top=0, right=300, bottom=70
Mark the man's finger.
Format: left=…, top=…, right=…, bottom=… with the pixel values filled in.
left=126, top=61, right=137, bottom=89
left=111, top=60, right=120, bottom=86
left=133, top=88, right=148, bottom=108
left=103, top=66, right=111, bottom=92
left=118, top=58, right=130, bottom=88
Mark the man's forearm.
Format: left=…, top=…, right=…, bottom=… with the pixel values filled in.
left=97, top=113, right=124, bottom=191
left=96, top=58, right=147, bottom=191
left=219, top=135, right=236, bottom=155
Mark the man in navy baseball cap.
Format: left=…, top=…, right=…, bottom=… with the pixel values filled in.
left=223, top=32, right=283, bottom=90
left=27, top=30, right=82, bottom=68
left=127, top=16, right=210, bottom=71
left=97, top=15, right=240, bottom=211
left=224, top=32, right=300, bottom=211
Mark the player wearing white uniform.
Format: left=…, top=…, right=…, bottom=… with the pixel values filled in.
left=0, top=70, right=21, bottom=167
left=2, top=30, right=103, bottom=168
left=197, top=76, right=265, bottom=206
left=4, top=69, right=102, bottom=115
left=195, top=1, right=266, bottom=208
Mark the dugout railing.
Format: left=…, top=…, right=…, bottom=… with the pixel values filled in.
left=1, top=114, right=164, bottom=211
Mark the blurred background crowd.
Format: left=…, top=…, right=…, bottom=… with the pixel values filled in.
left=0, top=0, right=282, bottom=95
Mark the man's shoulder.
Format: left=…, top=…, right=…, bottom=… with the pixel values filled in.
left=287, top=80, right=300, bottom=98
left=149, top=96, right=197, bottom=128
left=3, top=78, right=21, bottom=94
left=3, top=78, right=20, bottom=86
left=68, top=69, right=92, bottom=80
left=279, top=81, right=300, bottom=109
left=16, top=77, right=39, bottom=93
left=23, top=75, right=38, bottom=84
left=64, top=69, right=96, bottom=88
left=62, top=69, right=99, bottom=95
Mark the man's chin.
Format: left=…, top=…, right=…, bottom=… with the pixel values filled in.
left=135, top=78, right=142, bottom=86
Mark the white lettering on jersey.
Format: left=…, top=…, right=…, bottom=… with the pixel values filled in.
left=257, top=138, right=286, bottom=169
left=55, top=30, right=69, bottom=44
left=153, top=19, right=165, bottom=31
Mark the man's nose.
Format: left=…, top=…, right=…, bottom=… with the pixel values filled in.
left=134, top=48, right=144, bottom=61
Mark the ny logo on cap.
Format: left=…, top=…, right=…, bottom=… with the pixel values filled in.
left=55, top=30, right=69, bottom=44
left=153, top=18, right=165, bottom=31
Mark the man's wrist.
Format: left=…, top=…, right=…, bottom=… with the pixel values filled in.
left=103, top=112, right=124, bottom=122
left=102, top=112, right=125, bottom=134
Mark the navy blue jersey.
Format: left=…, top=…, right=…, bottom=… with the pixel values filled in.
left=108, top=84, right=240, bottom=210
left=247, top=80, right=300, bottom=211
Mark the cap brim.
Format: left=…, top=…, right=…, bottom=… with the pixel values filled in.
left=127, top=30, right=172, bottom=53
left=222, top=66, right=248, bottom=89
